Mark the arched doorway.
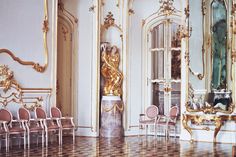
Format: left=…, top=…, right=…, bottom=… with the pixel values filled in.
left=142, top=13, right=182, bottom=135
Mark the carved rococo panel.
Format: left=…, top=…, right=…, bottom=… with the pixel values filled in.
left=0, top=65, right=51, bottom=111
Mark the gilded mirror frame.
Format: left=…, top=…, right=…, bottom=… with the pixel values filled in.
left=185, top=0, right=236, bottom=114
left=0, top=0, right=49, bottom=73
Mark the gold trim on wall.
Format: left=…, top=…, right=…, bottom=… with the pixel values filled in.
left=0, top=0, right=49, bottom=73
left=188, top=0, right=205, bottom=80
left=101, top=12, right=123, bottom=40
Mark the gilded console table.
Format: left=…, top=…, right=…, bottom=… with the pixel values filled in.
left=182, top=113, right=236, bottom=143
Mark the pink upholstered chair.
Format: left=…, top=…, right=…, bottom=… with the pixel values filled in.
left=18, top=107, right=44, bottom=148
left=156, top=105, right=179, bottom=138
left=0, top=108, right=26, bottom=149
left=139, top=105, right=159, bottom=136
left=35, top=107, right=62, bottom=146
left=50, top=107, right=75, bottom=143
left=0, top=120, right=8, bottom=151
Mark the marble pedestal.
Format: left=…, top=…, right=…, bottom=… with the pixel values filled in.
left=100, top=96, right=124, bottom=137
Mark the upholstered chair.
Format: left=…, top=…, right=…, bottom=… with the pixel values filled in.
left=0, top=120, right=8, bottom=151
left=18, top=107, right=44, bottom=148
left=50, top=107, right=75, bottom=144
left=139, top=105, right=159, bottom=136
left=156, top=105, right=179, bottom=138
left=0, top=108, right=26, bottom=149
left=35, top=107, right=62, bottom=146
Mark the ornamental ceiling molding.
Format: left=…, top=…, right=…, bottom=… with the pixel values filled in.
left=0, top=0, right=49, bottom=73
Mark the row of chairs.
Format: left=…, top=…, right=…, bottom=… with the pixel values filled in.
left=0, top=106, right=75, bottom=151
left=139, top=105, right=179, bottom=138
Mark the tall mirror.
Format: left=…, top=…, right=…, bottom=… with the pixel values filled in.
left=186, top=0, right=235, bottom=114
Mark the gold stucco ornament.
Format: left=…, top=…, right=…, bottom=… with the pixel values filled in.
left=0, top=65, right=20, bottom=92
left=101, top=43, right=123, bottom=96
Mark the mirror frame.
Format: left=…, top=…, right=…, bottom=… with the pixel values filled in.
left=185, top=0, right=236, bottom=114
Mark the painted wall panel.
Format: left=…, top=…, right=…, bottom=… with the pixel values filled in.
left=0, top=0, right=54, bottom=88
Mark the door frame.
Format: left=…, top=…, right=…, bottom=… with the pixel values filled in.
left=141, top=12, right=181, bottom=114
left=57, top=8, right=78, bottom=123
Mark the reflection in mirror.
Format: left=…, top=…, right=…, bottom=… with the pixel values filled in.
left=187, top=0, right=234, bottom=114
left=211, top=0, right=227, bottom=90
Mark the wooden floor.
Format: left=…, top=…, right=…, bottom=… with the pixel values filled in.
left=0, top=136, right=234, bottom=157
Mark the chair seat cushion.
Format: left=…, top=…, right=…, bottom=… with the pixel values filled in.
left=139, top=119, right=155, bottom=124
left=29, top=126, right=44, bottom=132
left=62, top=124, right=74, bottom=129
left=9, top=127, right=25, bottom=133
left=48, top=125, right=60, bottom=130
left=157, top=121, right=176, bottom=126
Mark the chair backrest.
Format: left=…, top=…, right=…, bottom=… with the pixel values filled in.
left=169, top=106, right=179, bottom=118
left=51, top=107, right=62, bottom=118
left=35, top=107, right=47, bottom=119
left=18, top=107, right=30, bottom=121
left=0, top=108, right=12, bottom=124
left=146, top=105, right=159, bottom=119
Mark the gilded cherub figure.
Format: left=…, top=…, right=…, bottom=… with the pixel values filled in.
left=101, top=43, right=123, bottom=96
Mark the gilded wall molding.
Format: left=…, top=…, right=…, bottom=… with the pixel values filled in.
left=158, top=0, right=179, bottom=16
left=188, top=0, right=205, bottom=80
left=58, top=1, right=78, bottom=23
left=0, top=0, right=49, bottom=73
left=0, top=64, right=51, bottom=110
left=232, top=51, right=236, bottom=63
left=101, top=12, right=123, bottom=40
left=0, top=65, right=20, bottom=92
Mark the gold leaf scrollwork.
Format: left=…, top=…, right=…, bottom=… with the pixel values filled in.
left=101, top=12, right=123, bottom=41
left=158, top=0, right=177, bottom=16
left=0, top=65, right=20, bottom=92
left=0, top=0, right=49, bottom=73
left=104, top=12, right=115, bottom=28
left=232, top=50, right=236, bottom=63
left=185, top=101, right=235, bottom=114
left=102, top=103, right=124, bottom=114
left=184, top=5, right=190, bottom=18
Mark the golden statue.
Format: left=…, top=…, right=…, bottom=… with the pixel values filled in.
left=101, top=43, right=123, bottom=96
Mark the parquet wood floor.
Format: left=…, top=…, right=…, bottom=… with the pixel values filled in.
left=0, top=136, right=233, bottom=156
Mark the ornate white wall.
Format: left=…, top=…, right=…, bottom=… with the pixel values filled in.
left=0, top=0, right=58, bottom=113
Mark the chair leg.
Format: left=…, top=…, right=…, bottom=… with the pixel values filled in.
left=174, top=126, right=177, bottom=138
left=28, top=132, right=30, bottom=148
left=72, top=129, right=75, bottom=144
left=146, top=125, right=148, bottom=137
left=138, top=124, right=141, bottom=137
left=42, top=131, right=44, bottom=147
left=24, top=132, right=26, bottom=149
left=45, top=131, right=48, bottom=147
left=6, top=134, right=9, bottom=152
left=59, top=129, right=62, bottom=145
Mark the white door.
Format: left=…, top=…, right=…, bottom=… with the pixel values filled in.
left=147, top=18, right=181, bottom=116
left=57, top=18, right=73, bottom=116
